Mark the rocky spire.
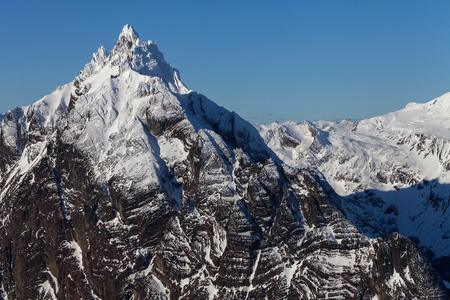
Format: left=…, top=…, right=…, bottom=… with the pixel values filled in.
left=114, top=24, right=141, bottom=53
left=78, top=24, right=186, bottom=92
left=119, top=24, right=140, bottom=41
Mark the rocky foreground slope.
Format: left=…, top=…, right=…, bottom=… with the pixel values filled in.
left=0, top=25, right=448, bottom=299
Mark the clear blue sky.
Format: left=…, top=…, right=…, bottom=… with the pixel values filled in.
left=1, top=1, right=450, bottom=123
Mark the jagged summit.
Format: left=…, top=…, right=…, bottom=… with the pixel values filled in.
left=112, top=24, right=142, bottom=54
left=119, top=24, right=140, bottom=41
left=78, top=25, right=188, bottom=94
left=92, top=45, right=109, bottom=64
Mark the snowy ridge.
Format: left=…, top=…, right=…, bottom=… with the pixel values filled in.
left=358, top=92, right=450, bottom=139
left=257, top=93, right=450, bottom=264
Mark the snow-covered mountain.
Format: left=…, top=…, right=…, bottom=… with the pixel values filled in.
left=0, top=25, right=448, bottom=299
left=256, top=95, right=450, bottom=280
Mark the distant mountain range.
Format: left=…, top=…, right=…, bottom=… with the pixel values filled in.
left=0, top=25, right=448, bottom=299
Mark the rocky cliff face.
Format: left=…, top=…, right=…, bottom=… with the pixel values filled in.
left=0, top=25, right=448, bottom=299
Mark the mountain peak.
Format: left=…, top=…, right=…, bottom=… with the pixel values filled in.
left=114, top=25, right=141, bottom=53
left=92, top=46, right=109, bottom=63
left=76, top=25, right=189, bottom=94
left=119, top=24, right=140, bottom=42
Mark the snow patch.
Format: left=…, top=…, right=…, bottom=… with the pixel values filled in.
left=64, top=240, right=84, bottom=271
left=39, top=280, right=57, bottom=300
